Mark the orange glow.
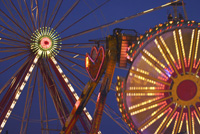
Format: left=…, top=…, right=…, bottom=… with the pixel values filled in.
left=86, top=57, right=89, bottom=68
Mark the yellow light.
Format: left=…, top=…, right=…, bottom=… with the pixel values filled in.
left=173, top=31, right=181, bottom=69
left=186, top=114, right=189, bottom=134
left=151, top=102, right=167, bottom=116
left=129, top=96, right=163, bottom=110
left=155, top=39, right=174, bottom=73
left=160, top=36, right=178, bottom=71
left=192, top=112, right=195, bottom=134
left=193, top=30, right=200, bottom=68
left=178, top=113, right=185, bottom=133
left=141, top=108, right=169, bottom=132
left=172, top=111, right=179, bottom=134
left=194, top=111, right=200, bottom=125
left=155, top=108, right=172, bottom=134
left=179, top=29, right=187, bottom=67
left=166, top=112, right=178, bottom=128
left=86, top=57, right=89, bottom=68
left=188, top=29, right=195, bottom=67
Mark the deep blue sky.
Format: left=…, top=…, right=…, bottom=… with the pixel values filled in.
left=0, top=0, right=200, bottom=134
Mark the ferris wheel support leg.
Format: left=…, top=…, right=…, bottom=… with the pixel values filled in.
left=62, top=51, right=109, bottom=133
left=0, top=54, right=39, bottom=133
left=39, top=63, right=80, bottom=133
left=89, top=35, right=117, bottom=133
left=49, top=57, right=93, bottom=133
left=0, top=61, right=29, bottom=114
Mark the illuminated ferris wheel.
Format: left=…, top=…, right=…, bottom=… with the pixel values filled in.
left=0, top=0, right=198, bottom=134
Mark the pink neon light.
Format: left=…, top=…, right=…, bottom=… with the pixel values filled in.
left=85, top=46, right=105, bottom=81
left=40, top=37, right=52, bottom=49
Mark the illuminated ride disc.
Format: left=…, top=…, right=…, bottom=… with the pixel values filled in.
left=116, top=20, right=200, bottom=134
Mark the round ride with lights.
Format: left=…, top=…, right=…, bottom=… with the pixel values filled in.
left=116, top=20, right=200, bottom=134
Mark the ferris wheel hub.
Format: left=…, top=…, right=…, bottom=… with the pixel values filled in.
left=40, top=37, right=52, bottom=49
left=30, top=27, right=62, bottom=57
left=171, top=74, right=200, bottom=106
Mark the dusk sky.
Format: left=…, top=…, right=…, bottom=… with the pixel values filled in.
left=0, top=0, right=200, bottom=134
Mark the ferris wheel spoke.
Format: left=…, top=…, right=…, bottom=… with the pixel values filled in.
left=0, top=48, right=28, bottom=53
left=0, top=41, right=25, bottom=47
left=1, top=0, right=32, bottom=36
left=53, top=0, right=80, bottom=30
left=138, top=102, right=173, bottom=132
left=192, top=112, right=196, bottom=134
left=47, top=0, right=63, bottom=27
left=188, top=28, right=198, bottom=73
left=193, top=30, right=200, bottom=69
left=130, top=69, right=171, bottom=86
left=157, top=105, right=178, bottom=134
left=60, top=50, right=86, bottom=57
left=58, top=54, right=85, bottom=62
left=8, top=0, right=33, bottom=34
left=128, top=96, right=171, bottom=114
left=0, top=46, right=28, bottom=50
left=154, top=108, right=172, bottom=134
left=35, top=0, right=40, bottom=29
left=0, top=33, right=29, bottom=47
left=61, top=43, right=95, bottom=46
left=22, top=0, right=36, bottom=31
left=0, top=25, right=30, bottom=42
left=0, top=51, right=28, bottom=62
left=194, top=105, right=200, bottom=120
left=193, top=109, right=200, bottom=125
left=59, top=0, right=110, bottom=35
left=61, top=45, right=95, bottom=49
left=16, top=0, right=33, bottom=32
left=39, top=0, right=46, bottom=28
left=0, top=9, right=30, bottom=37
left=187, top=106, right=192, bottom=134
left=0, top=54, right=28, bottom=74
left=1, top=37, right=29, bottom=46
left=174, top=29, right=186, bottom=74
left=155, top=36, right=179, bottom=75
left=0, top=18, right=29, bottom=41
left=42, top=0, right=50, bottom=27
left=140, top=55, right=168, bottom=80
left=57, top=54, right=85, bottom=70
left=174, top=106, right=184, bottom=134
left=159, top=35, right=179, bottom=72
left=20, top=67, right=37, bottom=134
left=125, top=90, right=171, bottom=93
left=141, top=50, right=172, bottom=79
left=188, top=29, right=196, bottom=68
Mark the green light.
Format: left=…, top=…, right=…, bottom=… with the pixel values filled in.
left=30, top=27, right=61, bottom=57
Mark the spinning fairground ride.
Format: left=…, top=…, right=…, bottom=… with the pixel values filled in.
left=0, top=0, right=200, bottom=134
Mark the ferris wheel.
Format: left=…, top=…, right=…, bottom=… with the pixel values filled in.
left=0, top=0, right=199, bottom=134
